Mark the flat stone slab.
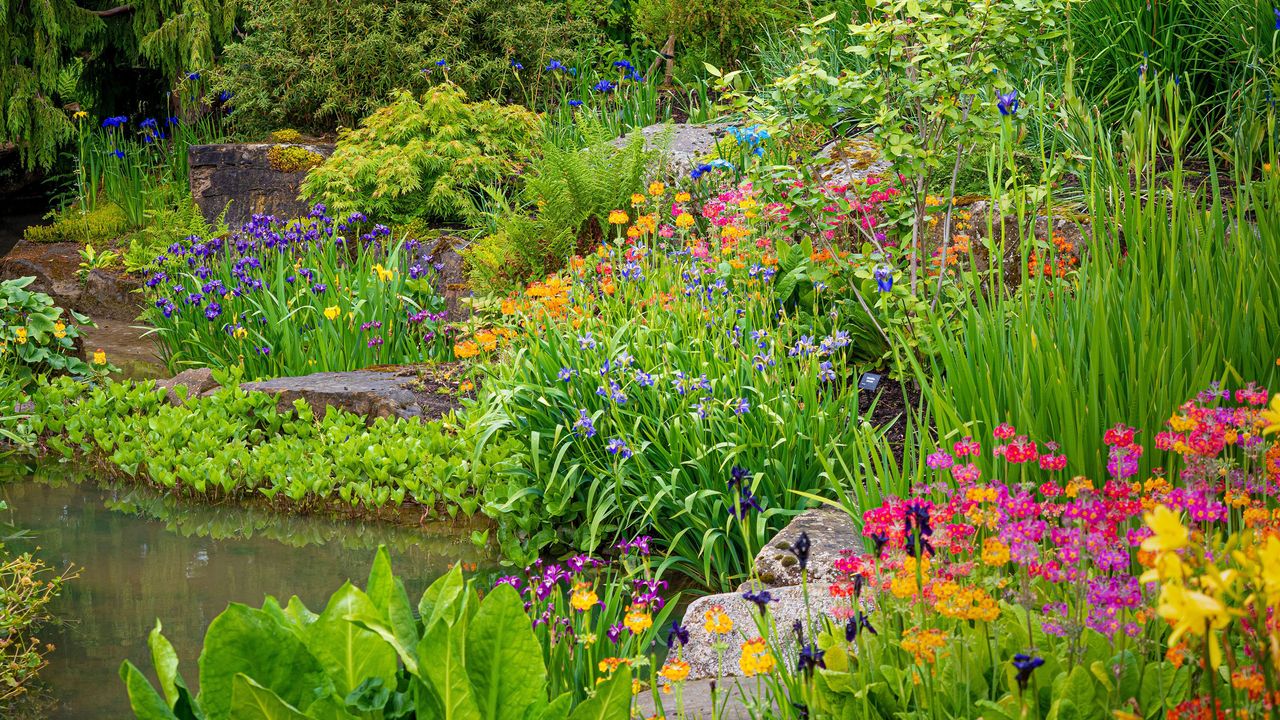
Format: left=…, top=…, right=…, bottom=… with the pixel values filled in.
left=635, top=677, right=774, bottom=719
left=188, top=142, right=335, bottom=226
left=743, top=506, right=861, bottom=591
left=239, top=365, right=465, bottom=422
left=680, top=584, right=844, bottom=681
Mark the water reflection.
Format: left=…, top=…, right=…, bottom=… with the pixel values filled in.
left=0, top=465, right=493, bottom=719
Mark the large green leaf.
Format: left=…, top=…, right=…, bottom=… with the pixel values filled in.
left=148, top=621, right=203, bottom=720
left=567, top=666, right=631, bottom=720
left=303, top=582, right=398, bottom=698
left=120, top=660, right=180, bottom=720
left=366, top=546, right=420, bottom=657
left=465, top=585, right=545, bottom=720
left=416, top=617, right=481, bottom=720
left=418, top=564, right=468, bottom=628
left=230, top=674, right=309, bottom=719
left=197, top=603, right=332, bottom=720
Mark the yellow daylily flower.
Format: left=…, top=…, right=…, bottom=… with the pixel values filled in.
left=1141, top=505, right=1189, bottom=553
left=1262, top=393, right=1280, bottom=435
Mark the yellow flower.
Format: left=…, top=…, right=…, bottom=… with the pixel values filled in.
left=630, top=193, right=646, bottom=206
left=608, top=210, right=629, bottom=225
left=1262, top=393, right=1280, bottom=435
left=658, top=659, right=690, bottom=685
left=901, top=627, right=946, bottom=664
left=648, top=181, right=665, bottom=196
left=981, top=537, right=1010, bottom=566
left=1142, top=505, right=1189, bottom=553
left=92, top=349, right=106, bottom=365
left=738, top=637, right=775, bottom=676
left=675, top=213, right=695, bottom=229
left=53, top=322, right=66, bottom=339
left=14, top=327, right=28, bottom=345
left=323, top=305, right=341, bottom=320
left=674, top=191, right=691, bottom=203
left=73, top=110, right=89, bottom=120
left=372, top=263, right=394, bottom=282
left=1156, top=583, right=1231, bottom=667
left=623, top=605, right=652, bottom=634
left=703, top=604, right=733, bottom=635
left=458, top=380, right=475, bottom=393
left=570, top=582, right=598, bottom=612
left=234, top=327, right=248, bottom=340
left=453, top=340, right=480, bottom=358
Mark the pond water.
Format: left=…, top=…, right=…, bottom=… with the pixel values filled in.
left=0, top=464, right=493, bottom=719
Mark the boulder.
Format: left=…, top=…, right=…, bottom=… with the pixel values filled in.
left=155, top=368, right=219, bottom=405
left=423, top=235, right=472, bottom=320
left=679, top=585, right=846, bottom=681
left=741, top=506, right=861, bottom=591
left=240, top=365, right=462, bottom=423
left=813, top=136, right=894, bottom=186
left=188, top=143, right=335, bottom=227
left=610, top=122, right=737, bottom=179
left=0, top=241, right=145, bottom=322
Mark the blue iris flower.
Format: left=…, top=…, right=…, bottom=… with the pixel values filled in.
left=997, top=90, right=1019, bottom=116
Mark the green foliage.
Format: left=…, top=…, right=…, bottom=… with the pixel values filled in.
left=211, top=0, right=601, bottom=137
left=268, top=129, right=302, bottom=143
left=30, top=375, right=526, bottom=518
left=119, top=551, right=636, bottom=719
left=265, top=145, right=324, bottom=173
left=633, top=0, right=800, bottom=81
left=469, top=122, right=660, bottom=292
left=919, top=88, right=1280, bottom=482
left=121, top=198, right=227, bottom=274
left=0, top=277, right=102, bottom=388
left=1070, top=0, right=1280, bottom=138
left=23, top=203, right=130, bottom=244
left=0, top=0, right=239, bottom=170
left=302, top=85, right=541, bottom=225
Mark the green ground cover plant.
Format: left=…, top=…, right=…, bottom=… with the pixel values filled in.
left=30, top=376, right=524, bottom=519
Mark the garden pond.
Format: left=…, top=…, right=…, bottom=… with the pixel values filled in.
left=0, top=463, right=494, bottom=719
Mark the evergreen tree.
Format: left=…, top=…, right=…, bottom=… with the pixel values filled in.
left=0, top=0, right=238, bottom=170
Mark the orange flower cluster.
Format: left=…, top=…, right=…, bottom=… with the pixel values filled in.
left=453, top=327, right=517, bottom=358
left=1027, top=233, right=1080, bottom=279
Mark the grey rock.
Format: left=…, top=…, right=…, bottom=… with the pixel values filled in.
left=188, top=143, right=335, bottom=227
left=679, top=585, right=843, bottom=681
left=610, top=122, right=737, bottom=179
left=634, top=677, right=773, bottom=719
left=813, top=136, right=894, bottom=186
left=742, top=506, right=861, bottom=591
left=241, top=366, right=460, bottom=423
left=0, top=241, right=145, bottom=321
left=425, top=235, right=472, bottom=320
left=155, top=368, right=219, bottom=405
left=78, top=268, right=144, bottom=321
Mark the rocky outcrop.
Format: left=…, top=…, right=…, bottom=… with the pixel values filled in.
left=188, top=143, right=334, bottom=227
left=0, top=241, right=143, bottom=321
left=155, top=368, right=219, bottom=404
left=237, top=365, right=465, bottom=423
left=425, top=235, right=472, bottom=320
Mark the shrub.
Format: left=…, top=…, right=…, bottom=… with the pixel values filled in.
left=301, top=86, right=541, bottom=225
left=0, top=543, right=73, bottom=705
left=268, top=128, right=302, bottom=143
left=210, top=0, right=603, bottom=136
left=138, top=210, right=453, bottom=378
left=468, top=122, right=660, bottom=292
